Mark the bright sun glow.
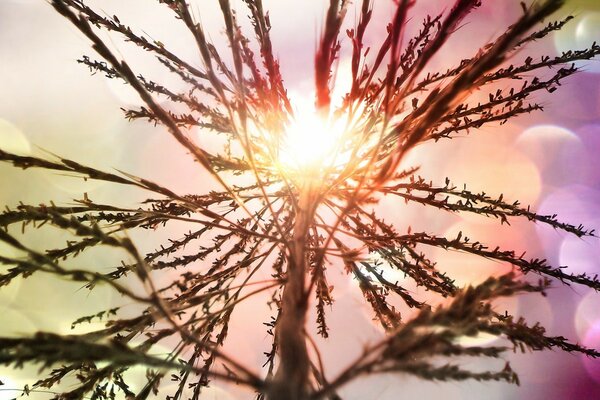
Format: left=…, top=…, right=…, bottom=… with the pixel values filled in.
left=278, top=101, right=345, bottom=173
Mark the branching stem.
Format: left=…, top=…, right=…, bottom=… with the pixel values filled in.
left=269, top=178, right=319, bottom=399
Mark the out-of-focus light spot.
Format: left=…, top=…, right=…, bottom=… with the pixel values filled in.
left=446, top=140, right=542, bottom=212
left=575, top=290, right=600, bottom=341
left=516, top=125, right=585, bottom=187
left=576, top=124, right=600, bottom=187
left=554, top=11, right=600, bottom=74
left=581, top=321, right=600, bottom=383
left=535, top=186, right=600, bottom=262
left=543, top=73, right=599, bottom=122
left=575, top=13, right=600, bottom=74
left=553, top=16, right=578, bottom=54
left=516, top=125, right=579, bottom=147
left=537, top=186, right=600, bottom=224
left=0, top=119, right=30, bottom=155
left=559, top=233, right=600, bottom=277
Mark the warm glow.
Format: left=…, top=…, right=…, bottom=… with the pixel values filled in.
left=278, top=102, right=346, bottom=174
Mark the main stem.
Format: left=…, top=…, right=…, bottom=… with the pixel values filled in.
left=269, top=178, right=317, bottom=400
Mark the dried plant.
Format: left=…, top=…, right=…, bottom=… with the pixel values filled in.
left=1, top=0, right=600, bottom=399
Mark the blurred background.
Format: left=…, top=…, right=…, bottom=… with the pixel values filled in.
left=1, top=0, right=600, bottom=399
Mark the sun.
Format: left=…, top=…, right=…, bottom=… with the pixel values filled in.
left=279, top=114, right=337, bottom=169
left=277, top=101, right=347, bottom=179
